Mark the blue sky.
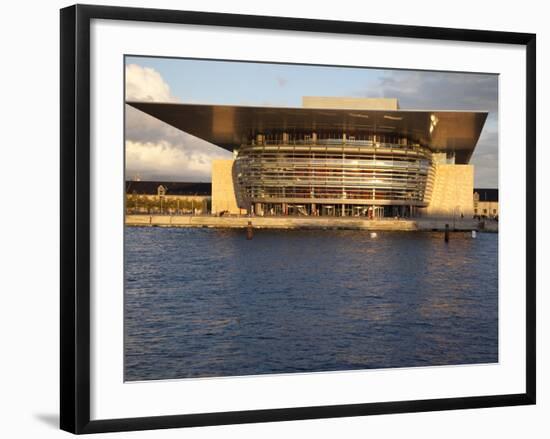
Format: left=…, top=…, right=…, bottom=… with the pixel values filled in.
left=125, top=56, right=498, bottom=187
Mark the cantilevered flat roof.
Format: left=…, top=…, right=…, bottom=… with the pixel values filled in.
left=127, top=102, right=488, bottom=164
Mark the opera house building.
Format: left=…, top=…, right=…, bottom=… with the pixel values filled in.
left=128, top=97, right=488, bottom=218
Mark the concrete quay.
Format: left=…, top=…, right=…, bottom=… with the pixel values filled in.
left=126, top=214, right=496, bottom=232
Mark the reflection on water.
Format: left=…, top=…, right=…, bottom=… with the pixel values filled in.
left=125, top=228, right=498, bottom=381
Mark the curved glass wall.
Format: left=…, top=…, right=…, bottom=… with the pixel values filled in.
left=235, top=139, right=435, bottom=210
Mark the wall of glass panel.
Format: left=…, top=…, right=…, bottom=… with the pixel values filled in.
left=235, top=136, right=435, bottom=206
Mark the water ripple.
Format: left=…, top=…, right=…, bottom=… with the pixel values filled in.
left=125, top=228, right=498, bottom=380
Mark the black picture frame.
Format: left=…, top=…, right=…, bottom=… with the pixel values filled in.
left=60, top=4, right=536, bottom=434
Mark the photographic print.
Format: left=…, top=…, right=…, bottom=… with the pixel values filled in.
left=123, top=57, right=499, bottom=382
left=60, top=6, right=536, bottom=433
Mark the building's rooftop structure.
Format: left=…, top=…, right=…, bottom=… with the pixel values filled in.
left=127, top=98, right=488, bottom=164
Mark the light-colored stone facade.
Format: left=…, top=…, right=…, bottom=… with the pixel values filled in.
left=302, top=96, right=399, bottom=110
left=423, top=164, right=474, bottom=218
left=211, top=159, right=244, bottom=215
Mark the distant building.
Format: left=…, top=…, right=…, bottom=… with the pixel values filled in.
left=125, top=181, right=211, bottom=214
left=128, top=96, right=488, bottom=218
left=473, top=188, right=498, bottom=219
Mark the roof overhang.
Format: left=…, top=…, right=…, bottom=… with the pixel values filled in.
left=127, top=102, right=488, bottom=164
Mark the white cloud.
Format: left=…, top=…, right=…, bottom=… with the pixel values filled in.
left=125, top=140, right=230, bottom=182
left=125, top=64, right=231, bottom=181
left=125, top=64, right=179, bottom=102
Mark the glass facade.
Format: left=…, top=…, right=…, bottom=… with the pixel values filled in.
left=235, top=133, right=435, bottom=217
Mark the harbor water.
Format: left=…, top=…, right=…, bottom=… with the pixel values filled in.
left=125, top=227, right=498, bottom=381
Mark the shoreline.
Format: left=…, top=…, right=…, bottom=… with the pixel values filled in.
left=125, top=214, right=498, bottom=233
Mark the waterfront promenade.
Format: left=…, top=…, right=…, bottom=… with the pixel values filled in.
left=125, top=214, right=497, bottom=232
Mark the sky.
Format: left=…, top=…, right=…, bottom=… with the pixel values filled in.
left=125, top=56, right=498, bottom=188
